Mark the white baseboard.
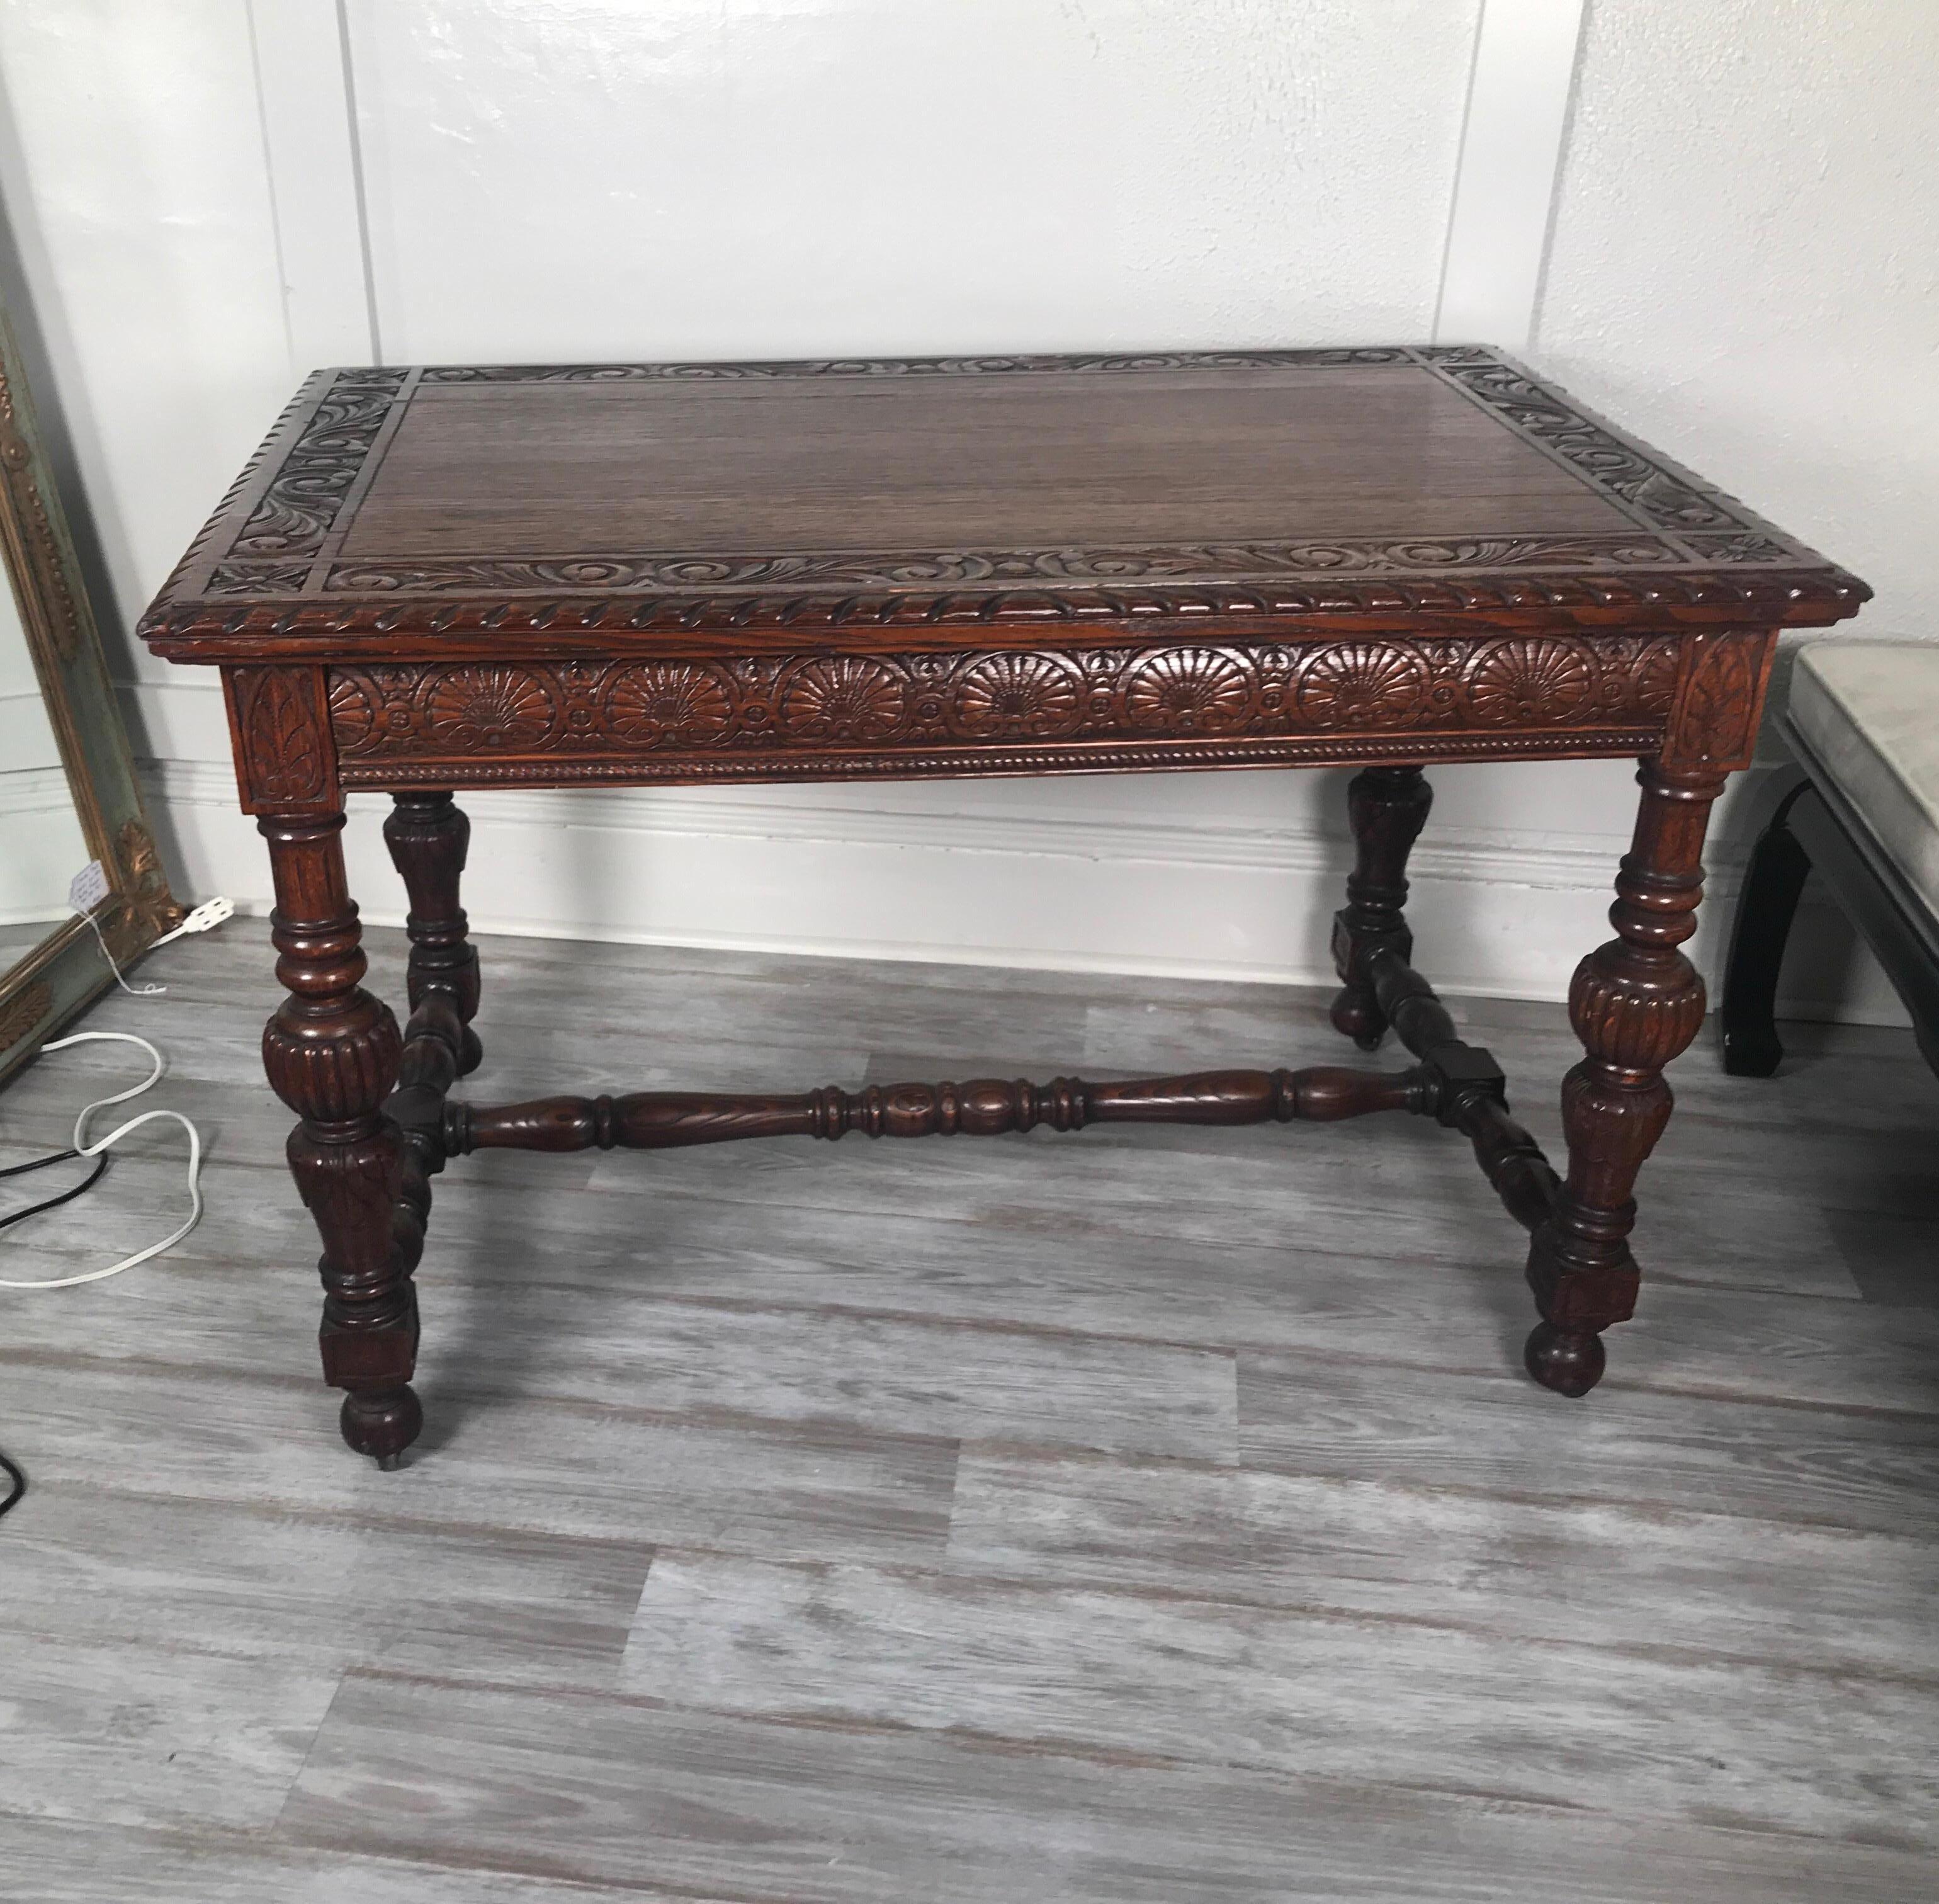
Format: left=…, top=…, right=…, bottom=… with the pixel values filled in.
left=0, top=764, right=82, bottom=815
left=132, top=756, right=1911, bottom=1027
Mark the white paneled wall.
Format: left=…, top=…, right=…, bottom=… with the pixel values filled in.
left=0, top=580, right=89, bottom=921
left=0, top=0, right=1926, bottom=1018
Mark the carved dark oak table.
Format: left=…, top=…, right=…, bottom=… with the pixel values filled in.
left=140, top=348, right=1866, bottom=1466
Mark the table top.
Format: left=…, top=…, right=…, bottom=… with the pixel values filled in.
left=140, top=348, right=1865, bottom=663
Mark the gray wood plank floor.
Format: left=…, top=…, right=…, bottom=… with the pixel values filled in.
left=2, top=921, right=1937, bottom=1901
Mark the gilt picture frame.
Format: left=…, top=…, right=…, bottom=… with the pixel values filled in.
left=0, top=298, right=180, bottom=1085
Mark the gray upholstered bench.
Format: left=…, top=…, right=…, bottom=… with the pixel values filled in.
left=1723, top=642, right=1939, bottom=1075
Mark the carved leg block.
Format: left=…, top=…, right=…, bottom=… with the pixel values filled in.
left=1526, top=761, right=1723, bottom=1396
left=261, top=812, right=420, bottom=1466
left=1330, top=765, right=1432, bottom=1050
left=385, top=791, right=482, bottom=1077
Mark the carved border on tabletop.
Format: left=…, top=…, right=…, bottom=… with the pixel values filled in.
left=309, top=535, right=1702, bottom=598
left=1419, top=350, right=1748, bottom=533
left=1679, top=532, right=1796, bottom=565
left=143, top=348, right=1866, bottom=645
left=328, top=635, right=1684, bottom=764
left=230, top=369, right=408, bottom=560
left=418, top=348, right=1417, bottom=382
left=150, top=565, right=1861, bottom=643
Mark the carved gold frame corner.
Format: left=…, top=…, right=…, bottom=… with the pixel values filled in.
left=0, top=299, right=182, bottom=1085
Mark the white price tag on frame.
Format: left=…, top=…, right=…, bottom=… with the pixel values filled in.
left=68, top=859, right=110, bottom=914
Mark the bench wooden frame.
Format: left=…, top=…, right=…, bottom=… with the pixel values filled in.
left=1723, top=723, right=1939, bottom=1077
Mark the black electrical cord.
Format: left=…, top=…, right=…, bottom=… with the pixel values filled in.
left=0, top=1148, right=116, bottom=1526
left=0, top=1146, right=110, bottom=1232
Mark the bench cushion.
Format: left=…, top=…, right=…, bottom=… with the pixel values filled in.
left=1790, top=642, right=1939, bottom=905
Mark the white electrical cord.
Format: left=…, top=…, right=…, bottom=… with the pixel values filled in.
left=74, top=906, right=164, bottom=995
left=0, top=1031, right=204, bottom=1289
left=71, top=895, right=235, bottom=997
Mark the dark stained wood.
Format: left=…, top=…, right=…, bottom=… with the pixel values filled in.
left=377, top=796, right=480, bottom=1297
left=1524, top=759, right=1724, bottom=1395
left=257, top=811, right=418, bottom=1465
left=138, top=351, right=1865, bottom=662
left=317, top=637, right=1695, bottom=796
left=1364, top=944, right=1564, bottom=1235
left=133, top=347, right=1875, bottom=1463
left=444, top=1066, right=1430, bottom=1155
left=346, top=366, right=1637, bottom=556
left=383, top=792, right=482, bottom=1076
left=1330, top=763, right=1432, bottom=1049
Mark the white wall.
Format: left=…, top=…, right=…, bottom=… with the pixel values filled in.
left=1532, top=0, right=1939, bottom=1019
left=0, top=0, right=1928, bottom=1019
left=0, top=579, right=90, bottom=927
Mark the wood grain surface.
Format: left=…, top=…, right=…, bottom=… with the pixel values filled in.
left=137, top=349, right=1866, bottom=656
left=3, top=923, right=1937, bottom=1900
left=346, top=368, right=1635, bottom=555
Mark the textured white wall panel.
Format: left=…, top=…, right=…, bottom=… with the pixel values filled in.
left=0, top=0, right=1920, bottom=1023
left=346, top=0, right=1480, bottom=362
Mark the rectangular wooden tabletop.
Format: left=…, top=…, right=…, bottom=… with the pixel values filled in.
left=140, top=348, right=1863, bottom=661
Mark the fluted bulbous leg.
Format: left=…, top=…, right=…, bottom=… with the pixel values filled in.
left=1330, top=765, right=1432, bottom=1050
left=260, top=812, right=419, bottom=1466
left=1525, top=760, right=1725, bottom=1396
left=384, top=791, right=482, bottom=1077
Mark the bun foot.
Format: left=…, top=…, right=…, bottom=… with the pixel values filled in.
left=340, top=1385, right=424, bottom=1466
left=1524, top=1322, right=1606, bottom=1397
left=1329, top=987, right=1386, bottom=1051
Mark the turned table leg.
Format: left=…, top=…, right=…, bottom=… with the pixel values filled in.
left=1525, top=759, right=1725, bottom=1396
left=1331, top=764, right=1432, bottom=1050
left=259, top=811, right=420, bottom=1466
left=384, top=792, right=482, bottom=1077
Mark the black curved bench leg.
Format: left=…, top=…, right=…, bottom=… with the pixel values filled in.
left=1721, top=779, right=1812, bottom=1077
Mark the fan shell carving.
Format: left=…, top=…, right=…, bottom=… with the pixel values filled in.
left=422, top=665, right=558, bottom=750
left=1296, top=643, right=1430, bottom=728
left=327, top=672, right=379, bottom=753
left=948, top=654, right=1083, bottom=739
left=1122, top=649, right=1251, bottom=734
left=1466, top=639, right=1595, bottom=725
left=777, top=658, right=906, bottom=742
left=324, top=632, right=1690, bottom=781
left=602, top=662, right=733, bottom=749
